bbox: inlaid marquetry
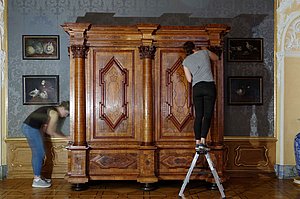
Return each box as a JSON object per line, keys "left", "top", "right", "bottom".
{"left": 92, "top": 48, "right": 135, "bottom": 139}
{"left": 166, "top": 56, "right": 193, "bottom": 132}
{"left": 99, "top": 56, "right": 129, "bottom": 131}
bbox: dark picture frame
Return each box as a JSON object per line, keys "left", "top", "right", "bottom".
{"left": 22, "top": 35, "right": 59, "bottom": 60}
{"left": 22, "top": 75, "right": 59, "bottom": 105}
{"left": 228, "top": 76, "right": 263, "bottom": 105}
{"left": 227, "top": 38, "right": 263, "bottom": 62}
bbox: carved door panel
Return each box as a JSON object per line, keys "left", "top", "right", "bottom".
{"left": 86, "top": 47, "right": 142, "bottom": 144}
{"left": 155, "top": 48, "right": 195, "bottom": 142}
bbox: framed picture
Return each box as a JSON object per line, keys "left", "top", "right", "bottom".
{"left": 22, "top": 75, "right": 59, "bottom": 105}
{"left": 22, "top": 35, "right": 59, "bottom": 60}
{"left": 228, "top": 76, "right": 263, "bottom": 105}
{"left": 227, "top": 38, "right": 263, "bottom": 62}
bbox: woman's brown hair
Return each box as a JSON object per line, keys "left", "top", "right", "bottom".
{"left": 183, "top": 41, "right": 195, "bottom": 56}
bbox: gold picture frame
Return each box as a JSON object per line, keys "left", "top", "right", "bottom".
{"left": 22, "top": 75, "right": 59, "bottom": 105}
{"left": 228, "top": 76, "right": 263, "bottom": 105}
{"left": 22, "top": 35, "right": 60, "bottom": 60}
{"left": 227, "top": 38, "right": 263, "bottom": 62}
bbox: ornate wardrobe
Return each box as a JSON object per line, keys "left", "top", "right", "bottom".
{"left": 62, "top": 23, "right": 229, "bottom": 186}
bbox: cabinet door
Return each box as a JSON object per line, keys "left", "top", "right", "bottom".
{"left": 155, "top": 48, "right": 195, "bottom": 142}
{"left": 86, "top": 47, "right": 142, "bottom": 144}
{"left": 154, "top": 48, "right": 223, "bottom": 145}
{"left": 85, "top": 47, "right": 143, "bottom": 179}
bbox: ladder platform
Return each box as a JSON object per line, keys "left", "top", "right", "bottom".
{"left": 178, "top": 150, "right": 226, "bottom": 199}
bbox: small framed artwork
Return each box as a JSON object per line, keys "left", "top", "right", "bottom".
{"left": 228, "top": 76, "right": 263, "bottom": 105}
{"left": 22, "top": 35, "right": 59, "bottom": 60}
{"left": 227, "top": 38, "right": 263, "bottom": 62}
{"left": 22, "top": 75, "right": 59, "bottom": 105}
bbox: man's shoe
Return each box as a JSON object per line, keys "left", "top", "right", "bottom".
{"left": 32, "top": 178, "right": 51, "bottom": 188}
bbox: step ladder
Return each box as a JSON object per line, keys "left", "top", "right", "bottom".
{"left": 178, "top": 150, "right": 226, "bottom": 198}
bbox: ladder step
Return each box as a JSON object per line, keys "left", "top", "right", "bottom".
{"left": 197, "top": 171, "right": 211, "bottom": 175}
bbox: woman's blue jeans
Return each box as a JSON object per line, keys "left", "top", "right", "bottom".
{"left": 22, "top": 123, "right": 45, "bottom": 176}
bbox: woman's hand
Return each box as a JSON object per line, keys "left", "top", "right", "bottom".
{"left": 40, "top": 124, "right": 48, "bottom": 134}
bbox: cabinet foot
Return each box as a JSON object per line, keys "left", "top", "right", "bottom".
{"left": 140, "top": 183, "right": 156, "bottom": 191}
{"left": 209, "top": 183, "right": 218, "bottom": 190}
{"left": 72, "top": 183, "right": 88, "bottom": 191}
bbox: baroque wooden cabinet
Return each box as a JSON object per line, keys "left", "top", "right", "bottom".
{"left": 62, "top": 23, "right": 229, "bottom": 185}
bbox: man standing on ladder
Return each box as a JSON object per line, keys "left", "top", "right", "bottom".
{"left": 180, "top": 41, "right": 226, "bottom": 198}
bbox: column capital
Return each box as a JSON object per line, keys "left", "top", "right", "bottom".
{"left": 138, "top": 45, "right": 156, "bottom": 59}
{"left": 70, "top": 45, "right": 88, "bottom": 59}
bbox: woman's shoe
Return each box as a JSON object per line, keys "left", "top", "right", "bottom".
{"left": 32, "top": 178, "right": 51, "bottom": 188}
{"left": 195, "top": 143, "right": 210, "bottom": 152}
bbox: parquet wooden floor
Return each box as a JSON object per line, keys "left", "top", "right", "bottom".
{"left": 0, "top": 175, "right": 299, "bottom": 199}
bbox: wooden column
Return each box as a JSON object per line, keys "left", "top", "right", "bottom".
{"left": 139, "top": 45, "right": 156, "bottom": 145}
{"left": 70, "top": 45, "right": 87, "bottom": 146}
{"left": 137, "top": 25, "right": 159, "bottom": 185}
{"left": 208, "top": 45, "right": 224, "bottom": 146}
{"left": 62, "top": 23, "right": 91, "bottom": 184}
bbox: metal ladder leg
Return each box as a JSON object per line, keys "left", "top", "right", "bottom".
{"left": 178, "top": 152, "right": 199, "bottom": 197}
{"left": 205, "top": 152, "right": 226, "bottom": 199}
